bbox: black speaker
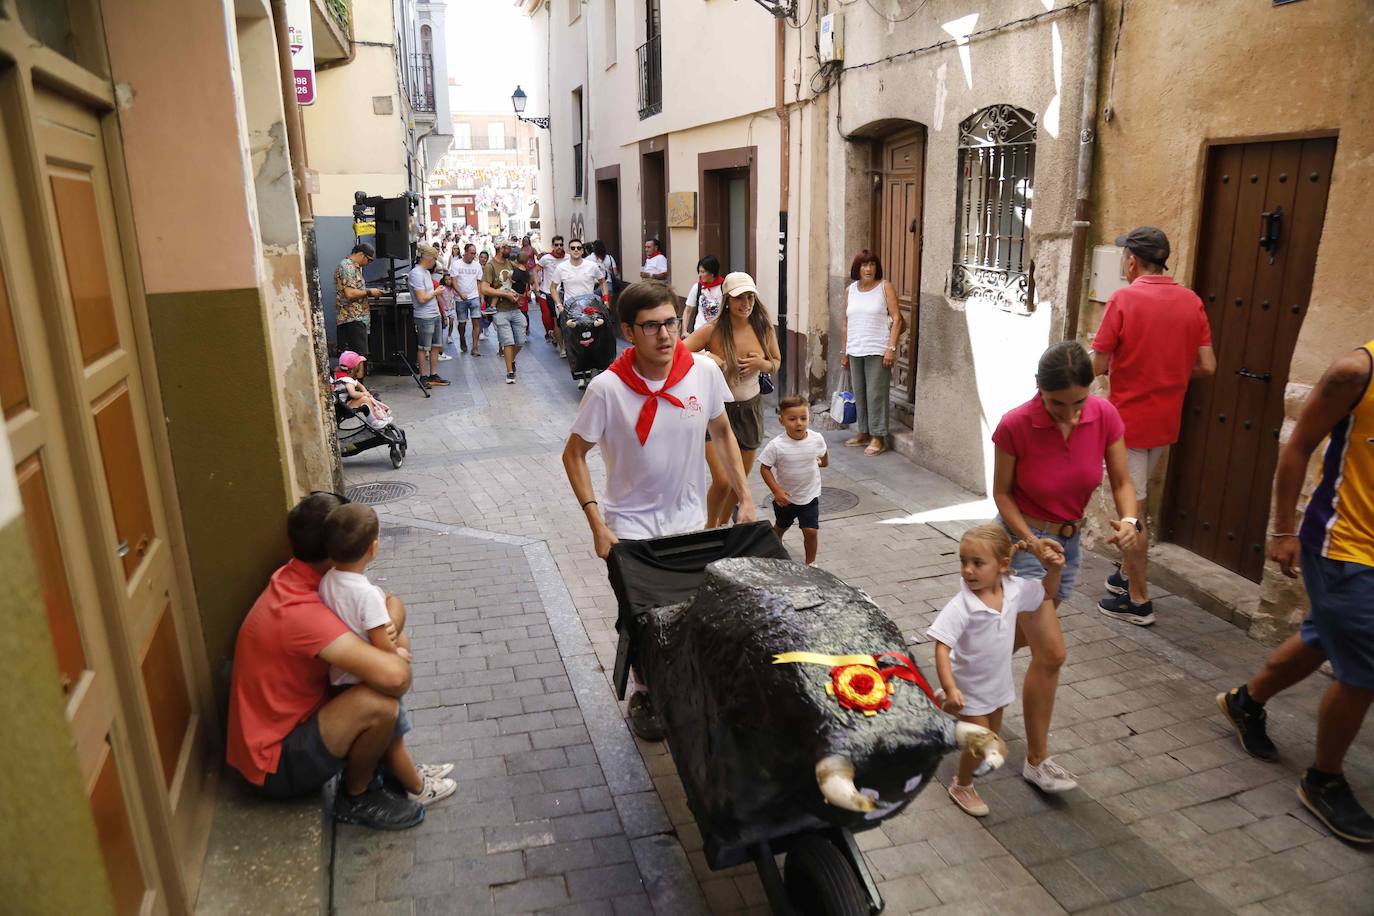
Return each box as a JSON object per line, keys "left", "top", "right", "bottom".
{"left": 371, "top": 196, "right": 411, "bottom": 260}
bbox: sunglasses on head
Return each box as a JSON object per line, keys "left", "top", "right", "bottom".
{"left": 310, "top": 489, "right": 351, "bottom": 504}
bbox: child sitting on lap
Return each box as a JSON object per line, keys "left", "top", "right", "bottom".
{"left": 320, "top": 503, "right": 456, "bottom": 806}
{"left": 928, "top": 523, "right": 1064, "bottom": 817}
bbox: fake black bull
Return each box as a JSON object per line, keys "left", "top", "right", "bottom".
{"left": 618, "top": 548, "right": 1005, "bottom": 868}
{"left": 562, "top": 293, "right": 616, "bottom": 381}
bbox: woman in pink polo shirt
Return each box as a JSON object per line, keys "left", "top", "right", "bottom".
{"left": 991, "top": 341, "right": 1140, "bottom": 794}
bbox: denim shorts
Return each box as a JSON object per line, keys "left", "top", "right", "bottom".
{"left": 454, "top": 297, "right": 482, "bottom": 320}
{"left": 494, "top": 308, "right": 527, "bottom": 348}
{"left": 1299, "top": 543, "right": 1374, "bottom": 690}
{"left": 1001, "top": 515, "right": 1081, "bottom": 602}
{"left": 414, "top": 315, "right": 441, "bottom": 348}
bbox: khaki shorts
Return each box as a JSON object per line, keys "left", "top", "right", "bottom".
{"left": 1128, "top": 447, "right": 1166, "bottom": 502}
{"left": 725, "top": 394, "right": 765, "bottom": 451}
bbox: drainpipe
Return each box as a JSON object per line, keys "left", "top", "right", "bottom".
{"left": 271, "top": 0, "right": 341, "bottom": 489}
{"left": 775, "top": 13, "right": 791, "bottom": 395}
{"left": 1062, "top": 0, "right": 1102, "bottom": 343}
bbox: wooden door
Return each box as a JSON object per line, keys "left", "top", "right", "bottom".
{"left": 1, "top": 77, "right": 213, "bottom": 911}
{"left": 641, "top": 151, "right": 666, "bottom": 262}
{"left": 1164, "top": 137, "right": 1337, "bottom": 581}
{"left": 875, "top": 129, "right": 924, "bottom": 426}
{"left": 596, "top": 177, "right": 621, "bottom": 268}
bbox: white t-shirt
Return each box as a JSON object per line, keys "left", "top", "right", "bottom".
{"left": 594, "top": 254, "right": 617, "bottom": 279}
{"left": 686, "top": 282, "right": 724, "bottom": 332}
{"left": 758, "top": 430, "right": 828, "bottom": 506}
{"left": 926, "top": 575, "right": 1045, "bottom": 715}
{"left": 448, "top": 257, "right": 483, "bottom": 299}
{"left": 845, "top": 281, "right": 890, "bottom": 357}
{"left": 570, "top": 353, "right": 732, "bottom": 539}
{"left": 554, "top": 259, "right": 604, "bottom": 298}
{"left": 407, "top": 265, "right": 439, "bottom": 319}
{"left": 642, "top": 253, "right": 668, "bottom": 277}
{"left": 319, "top": 569, "right": 391, "bottom": 686}
{"left": 538, "top": 252, "right": 566, "bottom": 293}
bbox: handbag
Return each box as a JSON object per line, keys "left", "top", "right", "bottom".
{"left": 758, "top": 372, "right": 775, "bottom": 396}
{"left": 830, "top": 369, "right": 857, "bottom": 425}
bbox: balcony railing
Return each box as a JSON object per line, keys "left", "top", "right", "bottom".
{"left": 409, "top": 52, "right": 435, "bottom": 113}
{"left": 636, "top": 35, "right": 662, "bottom": 119}
{"left": 573, "top": 142, "right": 584, "bottom": 198}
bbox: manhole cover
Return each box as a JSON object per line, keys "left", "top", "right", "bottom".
{"left": 819, "top": 486, "right": 861, "bottom": 513}
{"left": 345, "top": 481, "right": 418, "bottom": 505}
{"left": 762, "top": 486, "right": 861, "bottom": 514}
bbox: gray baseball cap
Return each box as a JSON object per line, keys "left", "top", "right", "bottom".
{"left": 1115, "top": 226, "right": 1170, "bottom": 267}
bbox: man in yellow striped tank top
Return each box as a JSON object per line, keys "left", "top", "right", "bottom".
{"left": 1217, "top": 341, "right": 1374, "bottom": 844}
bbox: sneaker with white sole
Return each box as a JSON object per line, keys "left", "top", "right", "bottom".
{"left": 407, "top": 774, "right": 458, "bottom": 806}
{"left": 949, "top": 782, "right": 989, "bottom": 817}
{"left": 1023, "top": 756, "right": 1077, "bottom": 793}
{"left": 416, "top": 762, "right": 455, "bottom": 780}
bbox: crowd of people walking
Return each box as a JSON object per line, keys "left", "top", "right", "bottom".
{"left": 316, "top": 224, "right": 1373, "bottom": 846}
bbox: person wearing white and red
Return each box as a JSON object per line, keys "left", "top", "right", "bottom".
{"left": 1091, "top": 226, "right": 1216, "bottom": 625}
{"left": 639, "top": 238, "right": 668, "bottom": 281}
{"left": 563, "top": 280, "right": 756, "bottom": 739}
{"left": 537, "top": 235, "right": 568, "bottom": 351}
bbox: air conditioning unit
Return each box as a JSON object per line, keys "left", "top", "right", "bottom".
{"left": 819, "top": 13, "right": 844, "bottom": 63}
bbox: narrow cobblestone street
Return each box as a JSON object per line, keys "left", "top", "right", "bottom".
{"left": 332, "top": 335, "right": 1374, "bottom": 916}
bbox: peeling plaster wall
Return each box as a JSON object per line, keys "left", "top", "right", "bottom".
{"left": 237, "top": 13, "right": 335, "bottom": 496}
{"left": 820, "top": 0, "right": 1092, "bottom": 494}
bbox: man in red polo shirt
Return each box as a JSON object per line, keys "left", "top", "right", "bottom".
{"left": 226, "top": 493, "right": 426, "bottom": 829}
{"left": 1091, "top": 227, "right": 1216, "bottom": 625}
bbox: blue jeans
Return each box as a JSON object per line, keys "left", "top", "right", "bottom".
{"left": 454, "top": 297, "right": 482, "bottom": 320}
{"left": 1001, "top": 515, "right": 1081, "bottom": 602}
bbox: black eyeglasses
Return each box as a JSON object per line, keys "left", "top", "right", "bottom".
{"left": 634, "top": 317, "right": 680, "bottom": 336}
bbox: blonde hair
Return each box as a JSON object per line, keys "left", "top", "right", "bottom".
{"left": 960, "top": 523, "right": 1031, "bottom": 561}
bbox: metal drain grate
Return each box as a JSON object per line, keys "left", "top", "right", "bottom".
{"left": 345, "top": 481, "right": 418, "bottom": 505}
{"left": 819, "top": 486, "right": 861, "bottom": 514}
{"left": 762, "top": 486, "right": 861, "bottom": 514}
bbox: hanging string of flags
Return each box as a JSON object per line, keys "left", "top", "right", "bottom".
{"left": 429, "top": 163, "right": 535, "bottom": 186}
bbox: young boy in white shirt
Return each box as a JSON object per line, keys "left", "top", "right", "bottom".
{"left": 758, "top": 394, "right": 829, "bottom": 564}
{"left": 319, "top": 504, "right": 456, "bottom": 806}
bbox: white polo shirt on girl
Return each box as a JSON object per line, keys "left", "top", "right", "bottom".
{"left": 570, "top": 353, "right": 731, "bottom": 540}
{"left": 927, "top": 575, "right": 1046, "bottom": 716}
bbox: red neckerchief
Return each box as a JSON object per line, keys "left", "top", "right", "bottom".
{"left": 607, "top": 340, "right": 695, "bottom": 445}
{"left": 701, "top": 275, "right": 724, "bottom": 290}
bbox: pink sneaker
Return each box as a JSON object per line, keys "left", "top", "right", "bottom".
{"left": 949, "top": 782, "right": 989, "bottom": 817}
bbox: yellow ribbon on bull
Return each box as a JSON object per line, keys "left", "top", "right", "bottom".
{"left": 772, "top": 652, "right": 879, "bottom": 668}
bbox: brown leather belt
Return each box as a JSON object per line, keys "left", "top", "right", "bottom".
{"left": 1020, "top": 514, "right": 1084, "bottom": 540}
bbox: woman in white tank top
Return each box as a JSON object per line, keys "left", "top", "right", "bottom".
{"left": 840, "top": 250, "right": 902, "bottom": 455}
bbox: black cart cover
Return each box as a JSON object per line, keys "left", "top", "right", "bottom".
{"left": 613, "top": 541, "right": 960, "bottom": 868}
{"left": 563, "top": 294, "right": 617, "bottom": 378}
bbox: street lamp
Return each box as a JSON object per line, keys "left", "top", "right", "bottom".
{"left": 511, "top": 86, "right": 550, "bottom": 129}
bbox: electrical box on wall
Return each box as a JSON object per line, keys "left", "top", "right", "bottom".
{"left": 1088, "top": 245, "right": 1129, "bottom": 302}
{"left": 819, "top": 13, "right": 844, "bottom": 63}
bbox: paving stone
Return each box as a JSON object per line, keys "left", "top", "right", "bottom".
{"left": 1181, "top": 798, "right": 1258, "bottom": 833}
{"left": 492, "top": 876, "right": 570, "bottom": 914}
{"left": 565, "top": 863, "right": 646, "bottom": 901}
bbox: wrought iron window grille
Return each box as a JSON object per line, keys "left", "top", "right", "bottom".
{"left": 951, "top": 104, "right": 1037, "bottom": 315}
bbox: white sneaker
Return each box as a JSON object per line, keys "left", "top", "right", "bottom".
{"left": 1022, "top": 756, "right": 1078, "bottom": 794}
{"left": 438, "top": 353, "right": 453, "bottom": 361}
{"left": 415, "top": 762, "right": 455, "bottom": 780}
{"left": 407, "top": 774, "right": 457, "bottom": 806}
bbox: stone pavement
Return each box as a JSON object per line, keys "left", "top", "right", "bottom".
{"left": 331, "top": 330, "right": 1373, "bottom": 915}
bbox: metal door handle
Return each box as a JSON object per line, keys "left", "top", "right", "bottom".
{"left": 1236, "top": 367, "right": 1272, "bottom": 382}
{"left": 1259, "top": 206, "right": 1282, "bottom": 262}
{"left": 116, "top": 539, "right": 129, "bottom": 558}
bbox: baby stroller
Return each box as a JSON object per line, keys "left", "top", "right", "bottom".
{"left": 333, "top": 378, "right": 408, "bottom": 469}
{"left": 562, "top": 293, "right": 616, "bottom": 386}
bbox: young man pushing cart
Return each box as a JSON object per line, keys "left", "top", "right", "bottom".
{"left": 562, "top": 279, "right": 756, "bottom": 740}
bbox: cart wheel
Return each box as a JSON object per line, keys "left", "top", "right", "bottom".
{"left": 784, "top": 834, "right": 868, "bottom": 916}
{"left": 389, "top": 445, "right": 404, "bottom": 469}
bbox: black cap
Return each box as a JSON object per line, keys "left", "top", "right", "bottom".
{"left": 1115, "top": 226, "right": 1170, "bottom": 267}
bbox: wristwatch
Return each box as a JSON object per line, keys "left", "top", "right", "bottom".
{"left": 1121, "top": 516, "right": 1142, "bottom": 532}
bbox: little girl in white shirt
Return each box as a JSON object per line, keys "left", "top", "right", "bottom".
{"left": 928, "top": 523, "right": 1063, "bottom": 817}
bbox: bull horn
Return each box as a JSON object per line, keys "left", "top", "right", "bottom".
{"left": 815, "top": 755, "right": 876, "bottom": 812}
{"left": 955, "top": 722, "right": 1009, "bottom": 771}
